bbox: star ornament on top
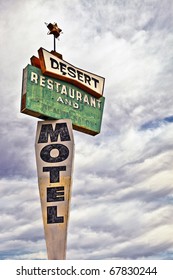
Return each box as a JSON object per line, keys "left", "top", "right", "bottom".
{"left": 45, "top": 22, "right": 62, "bottom": 39}
{"left": 45, "top": 22, "right": 63, "bottom": 52}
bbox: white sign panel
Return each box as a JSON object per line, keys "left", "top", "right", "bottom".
{"left": 35, "top": 119, "right": 74, "bottom": 259}
{"left": 38, "top": 48, "right": 105, "bottom": 98}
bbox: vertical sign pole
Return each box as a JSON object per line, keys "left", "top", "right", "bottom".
{"left": 35, "top": 119, "right": 74, "bottom": 259}
{"left": 54, "top": 35, "right": 56, "bottom": 52}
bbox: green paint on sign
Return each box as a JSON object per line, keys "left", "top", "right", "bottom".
{"left": 21, "top": 65, "right": 105, "bottom": 135}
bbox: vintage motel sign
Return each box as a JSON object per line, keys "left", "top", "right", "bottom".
{"left": 21, "top": 22, "right": 105, "bottom": 260}
{"left": 21, "top": 64, "right": 105, "bottom": 135}
{"left": 35, "top": 119, "right": 74, "bottom": 259}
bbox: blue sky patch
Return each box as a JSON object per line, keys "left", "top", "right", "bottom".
{"left": 140, "top": 116, "right": 173, "bottom": 130}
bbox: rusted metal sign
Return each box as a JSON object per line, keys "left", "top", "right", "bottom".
{"left": 21, "top": 64, "right": 105, "bottom": 135}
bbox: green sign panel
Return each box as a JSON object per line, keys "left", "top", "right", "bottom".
{"left": 21, "top": 65, "right": 105, "bottom": 135}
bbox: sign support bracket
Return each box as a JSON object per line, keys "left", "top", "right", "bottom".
{"left": 54, "top": 35, "right": 56, "bottom": 52}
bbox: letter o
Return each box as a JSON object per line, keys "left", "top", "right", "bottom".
{"left": 40, "top": 144, "right": 69, "bottom": 162}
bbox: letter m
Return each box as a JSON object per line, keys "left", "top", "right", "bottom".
{"left": 38, "top": 123, "right": 71, "bottom": 143}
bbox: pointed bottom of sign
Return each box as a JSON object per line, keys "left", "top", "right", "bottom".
{"left": 35, "top": 119, "right": 74, "bottom": 259}
{"left": 44, "top": 213, "right": 68, "bottom": 260}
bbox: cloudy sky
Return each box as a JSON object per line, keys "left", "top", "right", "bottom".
{"left": 0, "top": 0, "right": 173, "bottom": 260}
